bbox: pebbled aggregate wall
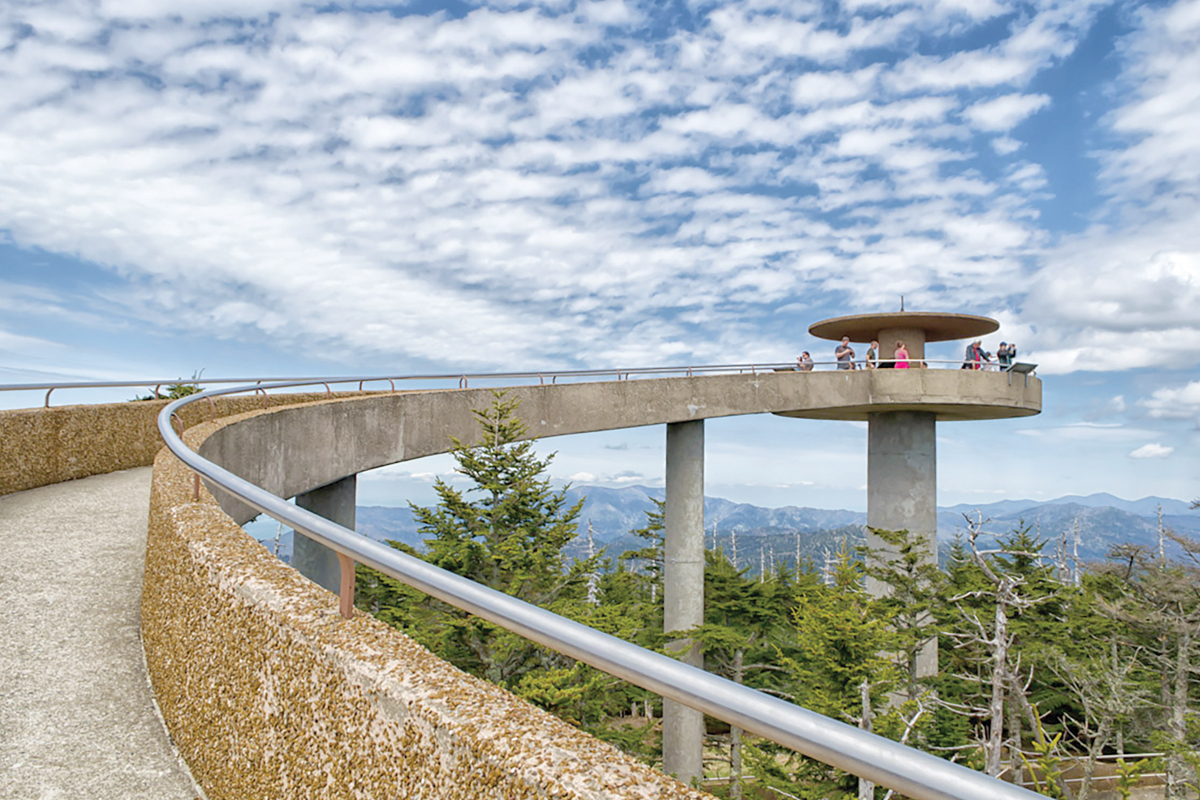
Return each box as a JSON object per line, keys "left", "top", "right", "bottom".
{"left": 0, "top": 392, "right": 360, "bottom": 496}
{"left": 143, "top": 399, "right": 711, "bottom": 800}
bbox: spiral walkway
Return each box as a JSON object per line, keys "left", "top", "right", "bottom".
{"left": 0, "top": 469, "right": 198, "bottom": 800}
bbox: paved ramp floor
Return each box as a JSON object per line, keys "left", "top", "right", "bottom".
{"left": 0, "top": 469, "right": 199, "bottom": 800}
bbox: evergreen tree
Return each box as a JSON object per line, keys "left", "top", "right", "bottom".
{"left": 941, "top": 518, "right": 1064, "bottom": 784}
{"left": 753, "top": 544, "right": 898, "bottom": 800}
{"left": 860, "top": 527, "right": 944, "bottom": 706}
{"left": 357, "top": 391, "right": 590, "bottom": 685}
{"left": 619, "top": 497, "right": 666, "bottom": 606}
{"left": 690, "top": 548, "right": 802, "bottom": 798}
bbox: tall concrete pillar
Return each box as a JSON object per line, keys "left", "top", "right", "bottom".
{"left": 866, "top": 411, "right": 937, "bottom": 676}
{"left": 663, "top": 420, "right": 705, "bottom": 785}
{"left": 293, "top": 475, "right": 356, "bottom": 594}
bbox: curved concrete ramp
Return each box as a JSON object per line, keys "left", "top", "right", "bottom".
{"left": 199, "top": 369, "right": 1040, "bottom": 525}
{"left": 0, "top": 469, "right": 198, "bottom": 800}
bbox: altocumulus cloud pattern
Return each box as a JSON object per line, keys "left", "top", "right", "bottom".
{"left": 1, "top": 0, "right": 1199, "bottom": 378}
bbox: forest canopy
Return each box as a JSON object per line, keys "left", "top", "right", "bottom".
{"left": 355, "top": 392, "right": 1200, "bottom": 800}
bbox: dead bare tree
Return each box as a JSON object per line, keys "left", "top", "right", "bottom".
{"left": 944, "top": 513, "right": 1059, "bottom": 782}
{"left": 1097, "top": 530, "right": 1200, "bottom": 800}
{"left": 1046, "top": 646, "right": 1148, "bottom": 800}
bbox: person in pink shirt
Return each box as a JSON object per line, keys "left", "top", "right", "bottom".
{"left": 894, "top": 340, "right": 910, "bottom": 369}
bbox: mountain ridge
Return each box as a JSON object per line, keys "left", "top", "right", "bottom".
{"left": 251, "top": 485, "right": 1196, "bottom": 569}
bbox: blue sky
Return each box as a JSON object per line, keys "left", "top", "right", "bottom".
{"left": 1, "top": 0, "right": 1197, "bottom": 511}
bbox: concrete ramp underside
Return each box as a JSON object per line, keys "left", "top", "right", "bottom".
{"left": 198, "top": 369, "right": 1041, "bottom": 525}
{"left": 0, "top": 469, "right": 197, "bottom": 800}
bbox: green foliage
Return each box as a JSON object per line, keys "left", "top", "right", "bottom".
{"left": 514, "top": 664, "right": 601, "bottom": 725}
{"left": 130, "top": 370, "right": 205, "bottom": 401}
{"left": 1017, "top": 709, "right": 1067, "bottom": 799}
{"left": 1149, "top": 715, "right": 1200, "bottom": 797}
{"left": 786, "top": 547, "right": 896, "bottom": 717}
{"left": 357, "top": 390, "right": 589, "bottom": 684}
{"left": 618, "top": 497, "right": 666, "bottom": 608}
{"left": 860, "top": 526, "right": 943, "bottom": 724}
{"left": 754, "top": 545, "right": 898, "bottom": 798}
{"left": 353, "top": 416, "right": 1200, "bottom": 795}
{"left": 1114, "top": 757, "right": 1152, "bottom": 800}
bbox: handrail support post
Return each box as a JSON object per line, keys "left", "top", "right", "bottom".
{"left": 337, "top": 553, "right": 356, "bottom": 619}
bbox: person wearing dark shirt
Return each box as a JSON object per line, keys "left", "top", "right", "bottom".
{"left": 997, "top": 342, "right": 1016, "bottom": 369}
{"left": 835, "top": 337, "right": 855, "bottom": 370}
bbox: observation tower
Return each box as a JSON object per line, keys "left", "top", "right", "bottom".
{"left": 799, "top": 310, "right": 1038, "bottom": 675}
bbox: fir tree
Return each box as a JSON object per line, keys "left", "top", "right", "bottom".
{"left": 755, "top": 544, "right": 897, "bottom": 800}
{"left": 358, "top": 391, "right": 590, "bottom": 685}
{"left": 690, "top": 548, "right": 800, "bottom": 798}
{"left": 860, "top": 527, "right": 944, "bottom": 706}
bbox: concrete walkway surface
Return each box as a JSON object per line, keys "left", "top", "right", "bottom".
{"left": 0, "top": 469, "right": 199, "bottom": 800}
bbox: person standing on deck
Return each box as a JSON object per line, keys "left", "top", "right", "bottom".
{"left": 963, "top": 340, "right": 984, "bottom": 369}
{"left": 835, "top": 337, "right": 856, "bottom": 370}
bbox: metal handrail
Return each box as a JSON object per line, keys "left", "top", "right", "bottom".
{"left": 1, "top": 360, "right": 1035, "bottom": 407}
{"left": 153, "top": 379, "right": 1045, "bottom": 800}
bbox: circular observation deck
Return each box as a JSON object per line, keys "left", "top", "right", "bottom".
{"left": 772, "top": 368, "right": 1041, "bottom": 422}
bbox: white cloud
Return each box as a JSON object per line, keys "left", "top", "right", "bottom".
{"left": 0, "top": 0, "right": 1179, "bottom": 378}
{"left": 1006, "top": 162, "right": 1048, "bottom": 191}
{"left": 1099, "top": 0, "right": 1200, "bottom": 200}
{"left": 1016, "top": 422, "right": 1154, "bottom": 442}
{"left": 1024, "top": 244, "right": 1200, "bottom": 373}
{"left": 962, "top": 93, "right": 1051, "bottom": 131}
{"left": 792, "top": 67, "right": 880, "bottom": 107}
{"left": 0, "top": 328, "right": 66, "bottom": 355}
{"left": 887, "top": 51, "right": 1039, "bottom": 93}
{"left": 991, "top": 136, "right": 1023, "bottom": 155}
{"left": 1140, "top": 380, "right": 1200, "bottom": 420}
{"left": 1010, "top": 0, "right": 1200, "bottom": 374}
{"left": 1129, "top": 443, "right": 1174, "bottom": 459}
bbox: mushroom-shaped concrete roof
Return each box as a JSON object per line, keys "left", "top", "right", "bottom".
{"left": 808, "top": 312, "right": 999, "bottom": 344}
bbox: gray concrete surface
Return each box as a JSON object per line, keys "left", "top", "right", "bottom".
{"left": 662, "top": 420, "right": 705, "bottom": 785}
{"left": 866, "top": 411, "right": 938, "bottom": 549}
{"left": 199, "top": 370, "right": 1041, "bottom": 526}
{"left": 866, "top": 411, "right": 940, "bottom": 676}
{"left": 294, "top": 474, "right": 356, "bottom": 593}
{"left": 0, "top": 468, "right": 199, "bottom": 800}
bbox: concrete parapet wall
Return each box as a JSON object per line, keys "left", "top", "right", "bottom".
{"left": 0, "top": 392, "right": 361, "bottom": 496}
{"left": 143, "top": 402, "right": 708, "bottom": 800}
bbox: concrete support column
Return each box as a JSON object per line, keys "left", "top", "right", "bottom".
{"left": 293, "top": 475, "right": 356, "bottom": 594}
{"left": 876, "top": 326, "right": 927, "bottom": 362}
{"left": 866, "top": 411, "right": 937, "bottom": 676}
{"left": 663, "top": 420, "right": 705, "bottom": 785}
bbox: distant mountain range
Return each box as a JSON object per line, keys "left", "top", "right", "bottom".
{"left": 252, "top": 485, "right": 1197, "bottom": 573}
